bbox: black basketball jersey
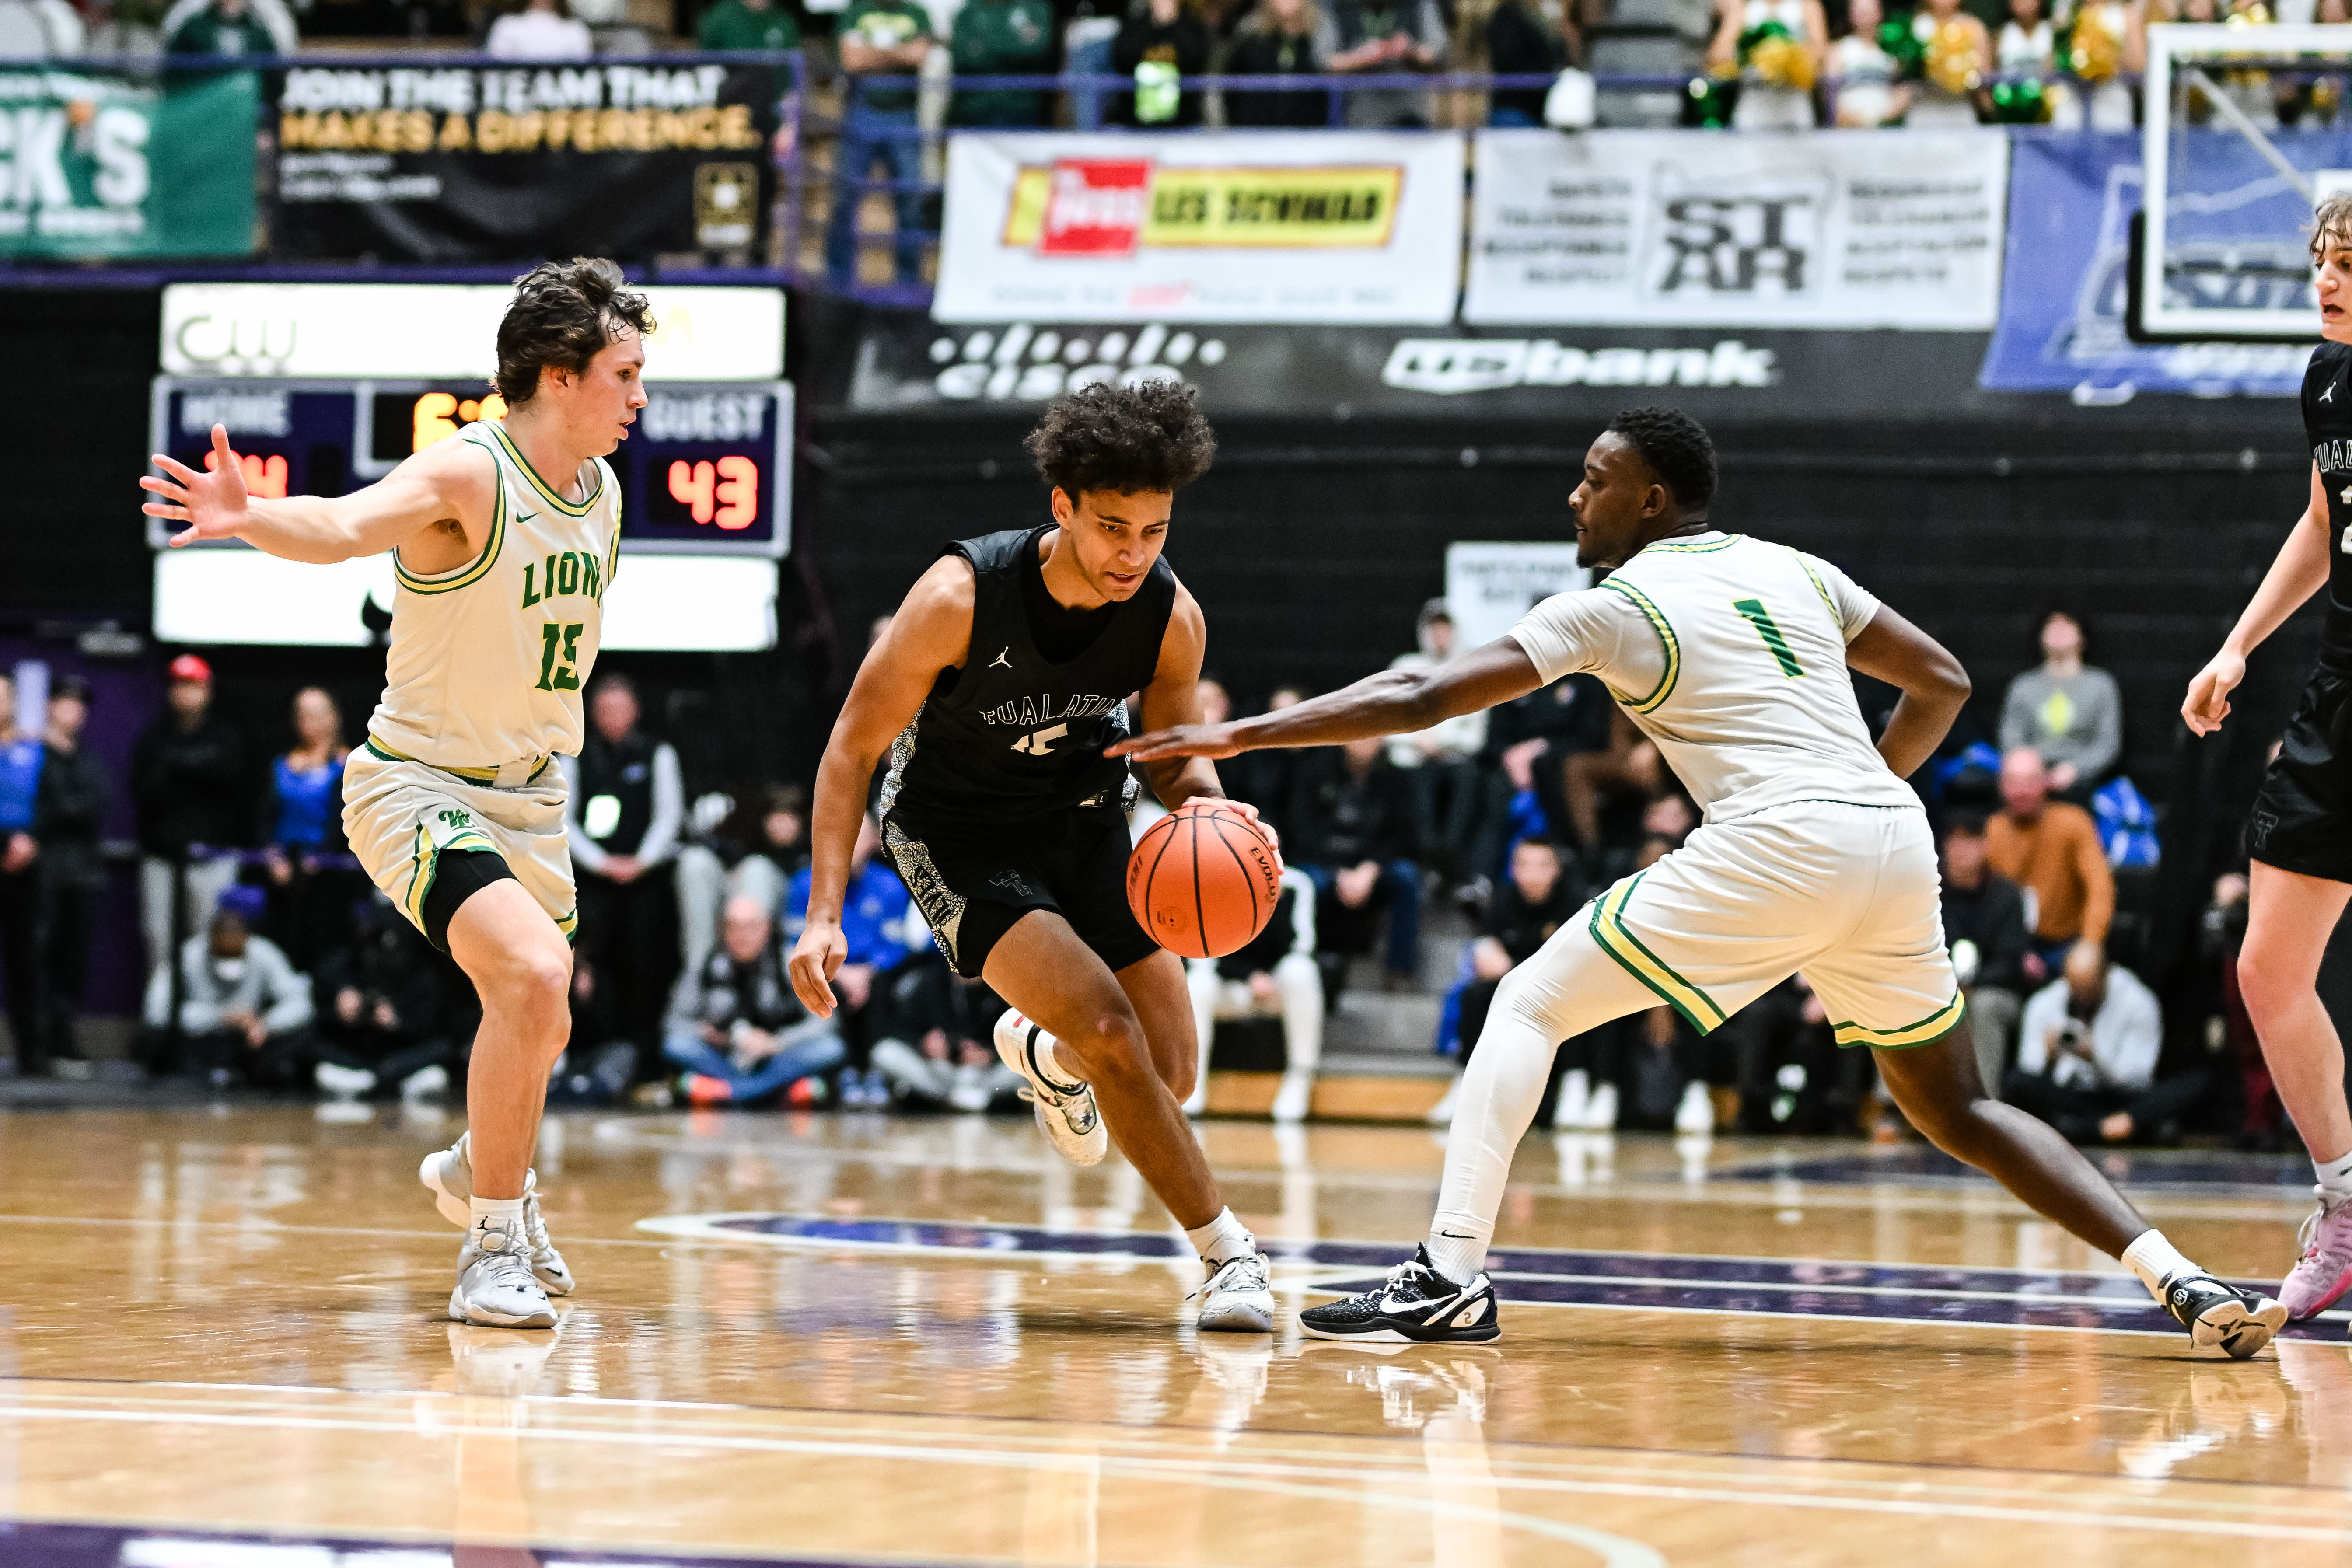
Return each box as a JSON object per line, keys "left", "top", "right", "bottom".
{"left": 880, "top": 525, "right": 1178, "bottom": 833}
{"left": 2305, "top": 341, "right": 2352, "bottom": 666}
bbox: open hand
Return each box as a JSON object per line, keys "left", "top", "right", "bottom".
{"left": 142, "top": 425, "right": 254, "bottom": 548}
{"left": 2182, "top": 648, "right": 2245, "bottom": 737}
{"left": 788, "top": 920, "right": 846, "bottom": 1017}
{"left": 1110, "top": 722, "right": 1244, "bottom": 763}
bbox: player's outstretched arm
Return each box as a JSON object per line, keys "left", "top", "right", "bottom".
{"left": 2183, "top": 462, "right": 2331, "bottom": 737}
{"left": 1844, "top": 604, "right": 1971, "bottom": 781}
{"left": 788, "top": 557, "right": 974, "bottom": 1018}
{"left": 140, "top": 423, "right": 494, "bottom": 566}
{"left": 1115, "top": 635, "right": 1545, "bottom": 762}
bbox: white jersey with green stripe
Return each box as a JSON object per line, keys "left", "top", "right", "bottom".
{"left": 365, "top": 420, "right": 620, "bottom": 771}
{"left": 1506, "top": 530, "right": 1917, "bottom": 824}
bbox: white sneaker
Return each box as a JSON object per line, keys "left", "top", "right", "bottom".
{"left": 1551, "top": 1068, "right": 1589, "bottom": 1131}
{"left": 400, "top": 1063, "right": 449, "bottom": 1101}
{"left": 314, "top": 1062, "right": 377, "bottom": 1098}
{"left": 1195, "top": 1247, "right": 1275, "bottom": 1333}
{"left": 1424, "top": 1076, "right": 1461, "bottom": 1127}
{"left": 448, "top": 1213, "right": 556, "bottom": 1329}
{"left": 1674, "top": 1080, "right": 1715, "bottom": 1137}
{"left": 993, "top": 1009, "right": 1108, "bottom": 1167}
{"left": 419, "top": 1134, "right": 574, "bottom": 1296}
{"left": 1581, "top": 1082, "right": 1618, "bottom": 1131}
{"left": 1270, "top": 1070, "right": 1313, "bottom": 1124}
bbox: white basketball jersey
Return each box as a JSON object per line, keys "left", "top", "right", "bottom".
{"left": 366, "top": 420, "right": 620, "bottom": 770}
{"left": 1509, "top": 531, "right": 1918, "bottom": 823}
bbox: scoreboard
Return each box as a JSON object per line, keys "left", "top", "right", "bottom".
{"left": 147, "top": 377, "right": 793, "bottom": 556}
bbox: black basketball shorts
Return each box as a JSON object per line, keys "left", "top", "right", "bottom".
{"left": 881, "top": 804, "right": 1160, "bottom": 979}
{"left": 2249, "top": 668, "right": 2352, "bottom": 884}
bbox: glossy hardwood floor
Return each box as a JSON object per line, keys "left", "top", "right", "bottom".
{"left": 2, "top": 1104, "right": 2347, "bottom": 1567}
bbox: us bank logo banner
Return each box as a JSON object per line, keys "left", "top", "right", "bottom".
{"left": 0, "top": 69, "right": 256, "bottom": 259}
{"left": 1464, "top": 129, "right": 2008, "bottom": 330}
{"left": 934, "top": 131, "right": 1465, "bottom": 325}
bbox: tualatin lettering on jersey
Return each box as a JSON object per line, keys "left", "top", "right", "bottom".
{"left": 978, "top": 692, "right": 1125, "bottom": 728}
{"left": 518, "top": 550, "right": 606, "bottom": 609}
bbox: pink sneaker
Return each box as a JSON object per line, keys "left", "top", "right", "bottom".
{"left": 2280, "top": 1191, "right": 2352, "bottom": 1320}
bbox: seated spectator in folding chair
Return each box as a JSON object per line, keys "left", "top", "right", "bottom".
{"left": 1428, "top": 836, "right": 1583, "bottom": 1127}
{"left": 311, "top": 892, "right": 458, "bottom": 1101}
{"left": 145, "top": 884, "right": 317, "bottom": 1090}
{"left": 867, "top": 957, "right": 1024, "bottom": 1111}
{"left": 1187, "top": 864, "right": 1323, "bottom": 1123}
{"left": 2005, "top": 943, "right": 2205, "bottom": 1145}
{"left": 666, "top": 895, "right": 846, "bottom": 1106}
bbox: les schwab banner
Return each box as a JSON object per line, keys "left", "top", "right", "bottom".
{"left": 0, "top": 68, "right": 256, "bottom": 258}
{"left": 268, "top": 63, "right": 776, "bottom": 261}
{"left": 934, "top": 131, "right": 1465, "bottom": 325}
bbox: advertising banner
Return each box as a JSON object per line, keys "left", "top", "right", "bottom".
{"left": 1445, "top": 543, "right": 1589, "bottom": 652}
{"left": 1464, "top": 128, "right": 2008, "bottom": 329}
{"left": 1979, "top": 131, "right": 2308, "bottom": 399}
{"left": 269, "top": 62, "right": 776, "bottom": 261}
{"left": 933, "top": 131, "right": 1465, "bottom": 325}
{"left": 0, "top": 67, "right": 256, "bottom": 258}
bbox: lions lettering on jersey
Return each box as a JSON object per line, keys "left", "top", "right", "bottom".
{"left": 518, "top": 547, "right": 609, "bottom": 609}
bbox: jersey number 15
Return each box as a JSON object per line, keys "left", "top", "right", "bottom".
{"left": 535, "top": 622, "right": 584, "bottom": 692}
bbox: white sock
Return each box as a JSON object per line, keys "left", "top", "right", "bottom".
{"left": 2122, "top": 1229, "right": 2199, "bottom": 1302}
{"left": 1425, "top": 1212, "right": 1492, "bottom": 1285}
{"left": 2316, "top": 1149, "right": 2352, "bottom": 1209}
{"left": 1185, "top": 1207, "right": 1255, "bottom": 1266}
{"left": 469, "top": 1194, "right": 525, "bottom": 1236}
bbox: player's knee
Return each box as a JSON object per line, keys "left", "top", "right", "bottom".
{"left": 2234, "top": 949, "right": 2301, "bottom": 1025}
{"left": 1068, "top": 1009, "right": 1151, "bottom": 1080}
{"left": 486, "top": 947, "right": 571, "bottom": 1037}
{"left": 1162, "top": 1058, "right": 1197, "bottom": 1104}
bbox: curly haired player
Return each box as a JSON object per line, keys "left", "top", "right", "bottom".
{"left": 787, "top": 379, "right": 1279, "bottom": 1333}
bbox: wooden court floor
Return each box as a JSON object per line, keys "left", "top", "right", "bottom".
{"left": 3, "top": 1105, "right": 2351, "bottom": 1567}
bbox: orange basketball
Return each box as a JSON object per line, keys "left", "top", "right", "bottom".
{"left": 1126, "top": 800, "right": 1283, "bottom": 960}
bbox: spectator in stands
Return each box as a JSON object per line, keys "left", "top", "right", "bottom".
{"left": 133, "top": 654, "right": 247, "bottom": 993}
{"left": 1387, "top": 602, "right": 1487, "bottom": 886}
{"left": 158, "top": 0, "right": 292, "bottom": 51}
{"left": 565, "top": 673, "right": 684, "bottom": 1083}
{"left": 2005, "top": 943, "right": 2203, "bottom": 1145}
{"left": 485, "top": 0, "right": 593, "bottom": 57}
{"left": 1999, "top": 611, "right": 2122, "bottom": 800}
{"left": 1223, "top": 0, "right": 1340, "bottom": 125}
{"left": 674, "top": 780, "right": 810, "bottom": 978}
{"left": 665, "top": 894, "right": 844, "bottom": 1105}
{"left": 1988, "top": 746, "right": 2114, "bottom": 979}
{"left": 146, "top": 884, "right": 315, "bottom": 1089}
{"left": 1995, "top": 0, "right": 2054, "bottom": 86}
{"left": 785, "top": 810, "right": 926, "bottom": 1105}
{"left": 1709, "top": 0, "right": 1827, "bottom": 128}
{"left": 697, "top": 0, "right": 799, "bottom": 55}
{"left": 164, "top": 0, "right": 277, "bottom": 51}
{"left": 1288, "top": 735, "right": 1422, "bottom": 992}
{"left": 1328, "top": 0, "right": 1445, "bottom": 126}
{"left": 33, "top": 677, "right": 107, "bottom": 1076}
{"left": 1940, "top": 813, "right": 2032, "bottom": 1094}
{"left": 1826, "top": 0, "right": 1908, "bottom": 124}
{"left": 1113, "top": 0, "right": 1213, "bottom": 125}
{"left": 1901, "top": 0, "right": 1992, "bottom": 124}
{"left": 1188, "top": 865, "right": 1323, "bottom": 1122}
{"left": 310, "top": 892, "right": 454, "bottom": 1101}
{"left": 830, "top": 0, "right": 933, "bottom": 286}
{"left": 1464, "top": 674, "right": 1623, "bottom": 896}
{"left": 1447, "top": 837, "right": 1583, "bottom": 1100}
{"left": 0, "top": 0, "right": 84, "bottom": 53}
{"left": 1214, "top": 682, "right": 1301, "bottom": 839}
{"left": 256, "top": 687, "right": 348, "bottom": 973}
{"left": 950, "top": 0, "right": 1056, "bottom": 126}
{"left": 1720, "top": 976, "right": 1860, "bottom": 1134}
{"left": 1479, "top": 0, "right": 1571, "bottom": 126}
{"left": 869, "top": 960, "right": 1023, "bottom": 1110}
{"left": 0, "top": 672, "right": 43, "bottom": 1077}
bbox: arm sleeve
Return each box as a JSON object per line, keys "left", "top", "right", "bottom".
{"left": 634, "top": 745, "right": 685, "bottom": 866}
{"left": 1506, "top": 587, "right": 1668, "bottom": 691}
{"left": 559, "top": 756, "right": 611, "bottom": 874}
{"left": 1796, "top": 552, "right": 1882, "bottom": 642}
{"left": 2080, "top": 670, "right": 2124, "bottom": 779}
{"left": 2072, "top": 814, "right": 2115, "bottom": 943}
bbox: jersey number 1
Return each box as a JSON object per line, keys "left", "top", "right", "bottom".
{"left": 1732, "top": 598, "right": 1803, "bottom": 677}
{"left": 536, "top": 622, "right": 584, "bottom": 692}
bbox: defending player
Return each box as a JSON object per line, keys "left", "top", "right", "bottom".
{"left": 786, "top": 381, "right": 1276, "bottom": 1333}
{"left": 138, "top": 259, "right": 647, "bottom": 1330}
{"left": 2183, "top": 192, "right": 2352, "bottom": 1328}
{"left": 1122, "top": 406, "right": 2287, "bottom": 1358}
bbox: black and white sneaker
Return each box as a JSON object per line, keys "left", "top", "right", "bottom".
{"left": 1299, "top": 1245, "right": 1500, "bottom": 1344}
{"left": 2163, "top": 1271, "right": 2288, "bottom": 1359}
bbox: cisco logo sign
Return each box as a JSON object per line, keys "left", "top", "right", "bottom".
{"left": 1381, "top": 338, "right": 1779, "bottom": 395}
{"left": 928, "top": 323, "right": 1228, "bottom": 402}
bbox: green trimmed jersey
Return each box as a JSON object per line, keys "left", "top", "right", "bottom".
{"left": 842, "top": 0, "right": 933, "bottom": 109}
{"left": 1506, "top": 531, "right": 1915, "bottom": 823}
{"left": 696, "top": 0, "right": 801, "bottom": 49}
{"left": 367, "top": 420, "right": 620, "bottom": 769}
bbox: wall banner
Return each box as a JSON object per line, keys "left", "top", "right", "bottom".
{"left": 268, "top": 63, "right": 775, "bottom": 261}
{"left": 0, "top": 67, "right": 256, "bottom": 258}
{"left": 933, "top": 130, "right": 1465, "bottom": 325}
{"left": 1464, "top": 128, "right": 2008, "bottom": 330}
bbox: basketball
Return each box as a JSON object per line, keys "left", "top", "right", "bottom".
{"left": 1126, "top": 800, "right": 1283, "bottom": 959}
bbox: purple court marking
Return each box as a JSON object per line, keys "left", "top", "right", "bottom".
{"left": 1714, "top": 1146, "right": 2311, "bottom": 1192}
{"left": 0, "top": 1522, "right": 884, "bottom": 1567}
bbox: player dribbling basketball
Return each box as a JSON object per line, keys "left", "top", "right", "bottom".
{"left": 786, "top": 381, "right": 1278, "bottom": 1332}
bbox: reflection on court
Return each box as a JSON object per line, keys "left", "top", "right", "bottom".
{"left": 3, "top": 1107, "right": 2352, "bottom": 1566}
